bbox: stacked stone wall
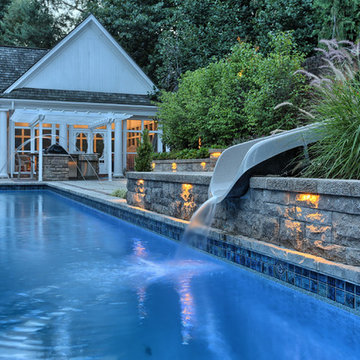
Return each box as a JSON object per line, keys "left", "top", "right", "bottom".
{"left": 127, "top": 173, "right": 360, "bottom": 266}
{"left": 152, "top": 158, "right": 216, "bottom": 172}
{"left": 127, "top": 172, "right": 210, "bottom": 220}
{"left": 42, "top": 154, "right": 70, "bottom": 181}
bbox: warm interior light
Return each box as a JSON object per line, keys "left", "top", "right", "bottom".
{"left": 152, "top": 162, "right": 155, "bottom": 169}
{"left": 172, "top": 162, "right": 177, "bottom": 172}
{"left": 296, "top": 193, "right": 320, "bottom": 208}
{"left": 200, "top": 162, "right": 206, "bottom": 170}
{"left": 210, "top": 152, "right": 221, "bottom": 159}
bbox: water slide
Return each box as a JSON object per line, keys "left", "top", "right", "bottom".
{"left": 208, "top": 123, "right": 323, "bottom": 203}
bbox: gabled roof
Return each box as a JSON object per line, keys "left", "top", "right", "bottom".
{"left": 4, "top": 14, "right": 156, "bottom": 96}
{"left": 0, "top": 46, "right": 48, "bottom": 92}
{"left": 1, "top": 87, "right": 153, "bottom": 106}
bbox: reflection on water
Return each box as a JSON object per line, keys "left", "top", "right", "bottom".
{"left": 1, "top": 191, "right": 360, "bottom": 360}
{"left": 176, "top": 274, "right": 195, "bottom": 345}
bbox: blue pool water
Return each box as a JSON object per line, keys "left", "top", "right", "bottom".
{"left": 0, "top": 191, "right": 360, "bottom": 359}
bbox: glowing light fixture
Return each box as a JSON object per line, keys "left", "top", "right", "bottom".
{"left": 210, "top": 152, "right": 221, "bottom": 159}
{"left": 296, "top": 193, "right": 320, "bottom": 208}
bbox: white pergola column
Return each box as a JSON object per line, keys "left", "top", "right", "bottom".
{"left": 68, "top": 125, "right": 74, "bottom": 153}
{"left": 113, "top": 120, "right": 123, "bottom": 177}
{"left": 87, "top": 130, "right": 94, "bottom": 154}
{"left": 122, "top": 119, "right": 127, "bottom": 172}
{"left": 157, "top": 131, "right": 163, "bottom": 153}
{"left": 59, "top": 123, "right": 67, "bottom": 150}
{"left": 38, "top": 120, "right": 43, "bottom": 182}
{"left": 106, "top": 122, "right": 112, "bottom": 181}
{"left": 51, "top": 124, "right": 57, "bottom": 145}
{"left": 9, "top": 119, "right": 15, "bottom": 178}
{"left": 0, "top": 110, "right": 8, "bottom": 177}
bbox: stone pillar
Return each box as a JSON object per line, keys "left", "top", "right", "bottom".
{"left": 106, "top": 123, "right": 112, "bottom": 181}
{"left": 0, "top": 110, "right": 8, "bottom": 177}
{"left": 113, "top": 120, "right": 123, "bottom": 177}
{"left": 59, "top": 123, "right": 67, "bottom": 150}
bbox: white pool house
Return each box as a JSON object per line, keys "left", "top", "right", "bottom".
{"left": 0, "top": 15, "right": 160, "bottom": 180}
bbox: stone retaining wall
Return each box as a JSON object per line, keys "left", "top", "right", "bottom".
{"left": 152, "top": 158, "right": 216, "bottom": 172}
{"left": 213, "top": 177, "right": 360, "bottom": 266}
{"left": 126, "top": 172, "right": 211, "bottom": 220}
{"left": 127, "top": 172, "right": 360, "bottom": 266}
{"left": 42, "top": 154, "right": 70, "bottom": 181}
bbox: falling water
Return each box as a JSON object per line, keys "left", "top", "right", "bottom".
{"left": 177, "top": 196, "right": 219, "bottom": 257}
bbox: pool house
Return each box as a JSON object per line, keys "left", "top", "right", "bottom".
{"left": 0, "top": 15, "right": 160, "bottom": 181}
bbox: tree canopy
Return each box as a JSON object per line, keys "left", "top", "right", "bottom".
{"left": 1, "top": 0, "right": 360, "bottom": 88}
{"left": 0, "top": 0, "right": 63, "bottom": 48}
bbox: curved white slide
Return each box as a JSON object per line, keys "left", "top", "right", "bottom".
{"left": 209, "top": 123, "right": 323, "bottom": 203}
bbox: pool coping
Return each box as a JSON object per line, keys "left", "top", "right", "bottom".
{"left": 2, "top": 181, "right": 360, "bottom": 313}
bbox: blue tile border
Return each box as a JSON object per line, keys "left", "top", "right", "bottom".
{"left": 2, "top": 184, "right": 360, "bottom": 314}
{"left": 194, "top": 236, "right": 360, "bottom": 312}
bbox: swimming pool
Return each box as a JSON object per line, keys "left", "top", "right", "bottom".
{"left": 0, "top": 190, "right": 360, "bottom": 359}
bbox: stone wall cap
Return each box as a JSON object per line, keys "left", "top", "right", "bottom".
{"left": 152, "top": 158, "right": 215, "bottom": 164}
{"left": 127, "top": 171, "right": 212, "bottom": 184}
{"left": 250, "top": 176, "right": 360, "bottom": 197}
{"left": 43, "top": 154, "right": 70, "bottom": 157}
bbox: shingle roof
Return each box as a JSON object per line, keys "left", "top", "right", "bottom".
{"left": 0, "top": 46, "right": 48, "bottom": 92}
{"left": 1, "top": 87, "right": 154, "bottom": 106}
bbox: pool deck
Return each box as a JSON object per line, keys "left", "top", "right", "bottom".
{"left": 0, "top": 178, "right": 127, "bottom": 195}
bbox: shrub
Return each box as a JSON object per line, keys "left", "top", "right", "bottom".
{"left": 301, "top": 40, "right": 360, "bottom": 179}
{"left": 111, "top": 189, "right": 127, "bottom": 198}
{"left": 152, "top": 147, "right": 210, "bottom": 160}
{"left": 157, "top": 32, "right": 309, "bottom": 150}
{"left": 134, "top": 129, "right": 152, "bottom": 172}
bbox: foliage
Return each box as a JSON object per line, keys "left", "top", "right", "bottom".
{"left": 252, "top": 0, "right": 317, "bottom": 55}
{"left": 111, "top": 189, "right": 127, "bottom": 198}
{"left": 0, "top": 0, "right": 63, "bottom": 48}
{"left": 158, "top": 32, "right": 309, "bottom": 150}
{"left": 155, "top": 0, "right": 254, "bottom": 90}
{"left": 152, "top": 147, "right": 210, "bottom": 160}
{"left": 242, "top": 32, "right": 309, "bottom": 135}
{"left": 301, "top": 40, "right": 360, "bottom": 179}
{"left": 134, "top": 129, "right": 153, "bottom": 172}
{"left": 313, "top": 0, "right": 360, "bottom": 42}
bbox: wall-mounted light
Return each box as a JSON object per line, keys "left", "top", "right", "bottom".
{"left": 296, "top": 193, "right": 320, "bottom": 208}
{"left": 210, "top": 152, "right": 221, "bottom": 159}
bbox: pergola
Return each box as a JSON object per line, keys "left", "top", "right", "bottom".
{"left": 9, "top": 109, "right": 132, "bottom": 181}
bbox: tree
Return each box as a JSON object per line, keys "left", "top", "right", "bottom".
{"left": 0, "top": 0, "right": 63, "bottom": 48}
{"left": 313, "top": 0, "right": 360, "bottom": 42}
{"left": 155, "top": 0, "right": 254, "bottom": 90}
{"left": 134, "top": 129, "right": 153, "bottom": 172}
{"left": 252, "top": 0, "right": 317, "bottom": 55}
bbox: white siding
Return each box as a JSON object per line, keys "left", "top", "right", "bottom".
{"left": 20, "top": 23, "right": 153, "bottom": 95}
